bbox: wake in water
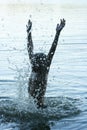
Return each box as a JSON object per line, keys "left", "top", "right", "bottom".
{"left": 0, "top": 94, "right": 81, "bottom": 129}
{"left": 0, "top": 72, "right": 81, "bottom": 129}
{"left": 0, "top": 96, "right": 80, "bottom": 121}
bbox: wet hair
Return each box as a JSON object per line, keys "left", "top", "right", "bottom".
{"left": 31, "top": 53, "right": 48, "bottom": 73}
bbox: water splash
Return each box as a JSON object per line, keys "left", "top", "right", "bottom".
{"left": 0, "top": 96, "right": 80, "bottom": 122}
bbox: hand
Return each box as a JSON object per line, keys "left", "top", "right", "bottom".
{"left": 26, "top": 19, "right": 32, "bottom": 33}
{"left": 56, "top": 19, "right": 66, "bottom": 32}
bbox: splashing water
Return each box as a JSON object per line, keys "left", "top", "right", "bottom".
{"left": 3, "top": 45, "right": 80, "bottom": 124}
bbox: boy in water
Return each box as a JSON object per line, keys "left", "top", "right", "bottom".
{"left": 26, "top": 19, "right": 65, "bottom": 108}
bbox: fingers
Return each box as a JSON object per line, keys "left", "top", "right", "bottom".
{"left": 28, "top": 19, "right": 32, "bottom": 26}
{"left": 57, "top": 24, "right": 59, "bottom": 27}
{"left": 60, "top": 18, "right": 66, "bottom": 25}
{"left": 26, "top": 19, "right": 32, "bottom": 32}
{"left": 56, "top": 18, "right": 66, "bottom": 31}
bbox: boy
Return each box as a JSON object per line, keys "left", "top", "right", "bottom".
{"left": 26, "top": 19, "right": 65, "bottom": 108}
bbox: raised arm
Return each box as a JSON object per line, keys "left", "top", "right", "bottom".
{"left": 47, "top": 19, "right": 65, "bottom": 67}
{"left": 26, "top": 20, "right": 34, "bottom": 61}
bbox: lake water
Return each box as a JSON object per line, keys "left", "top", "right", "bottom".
{"left": 0, "top": 2, "right": 87, "bottom": 130}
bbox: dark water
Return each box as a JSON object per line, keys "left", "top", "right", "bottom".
{"left": 0, "top": 2, "right": 87, "bottom": 130}
{"left": 0, "top": 96, "right": 81, "bottom": 130}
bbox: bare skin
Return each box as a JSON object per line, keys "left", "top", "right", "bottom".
{"left": 26, "top": 19, "right": 66, "bottom": 108}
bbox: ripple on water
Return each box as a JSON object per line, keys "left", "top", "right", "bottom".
{"left": 0, "top": 96, "right": 80, "bottom": 122}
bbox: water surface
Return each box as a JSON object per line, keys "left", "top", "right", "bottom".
{"left": 0, "top": 3, "right": 87, "bottom": 130}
